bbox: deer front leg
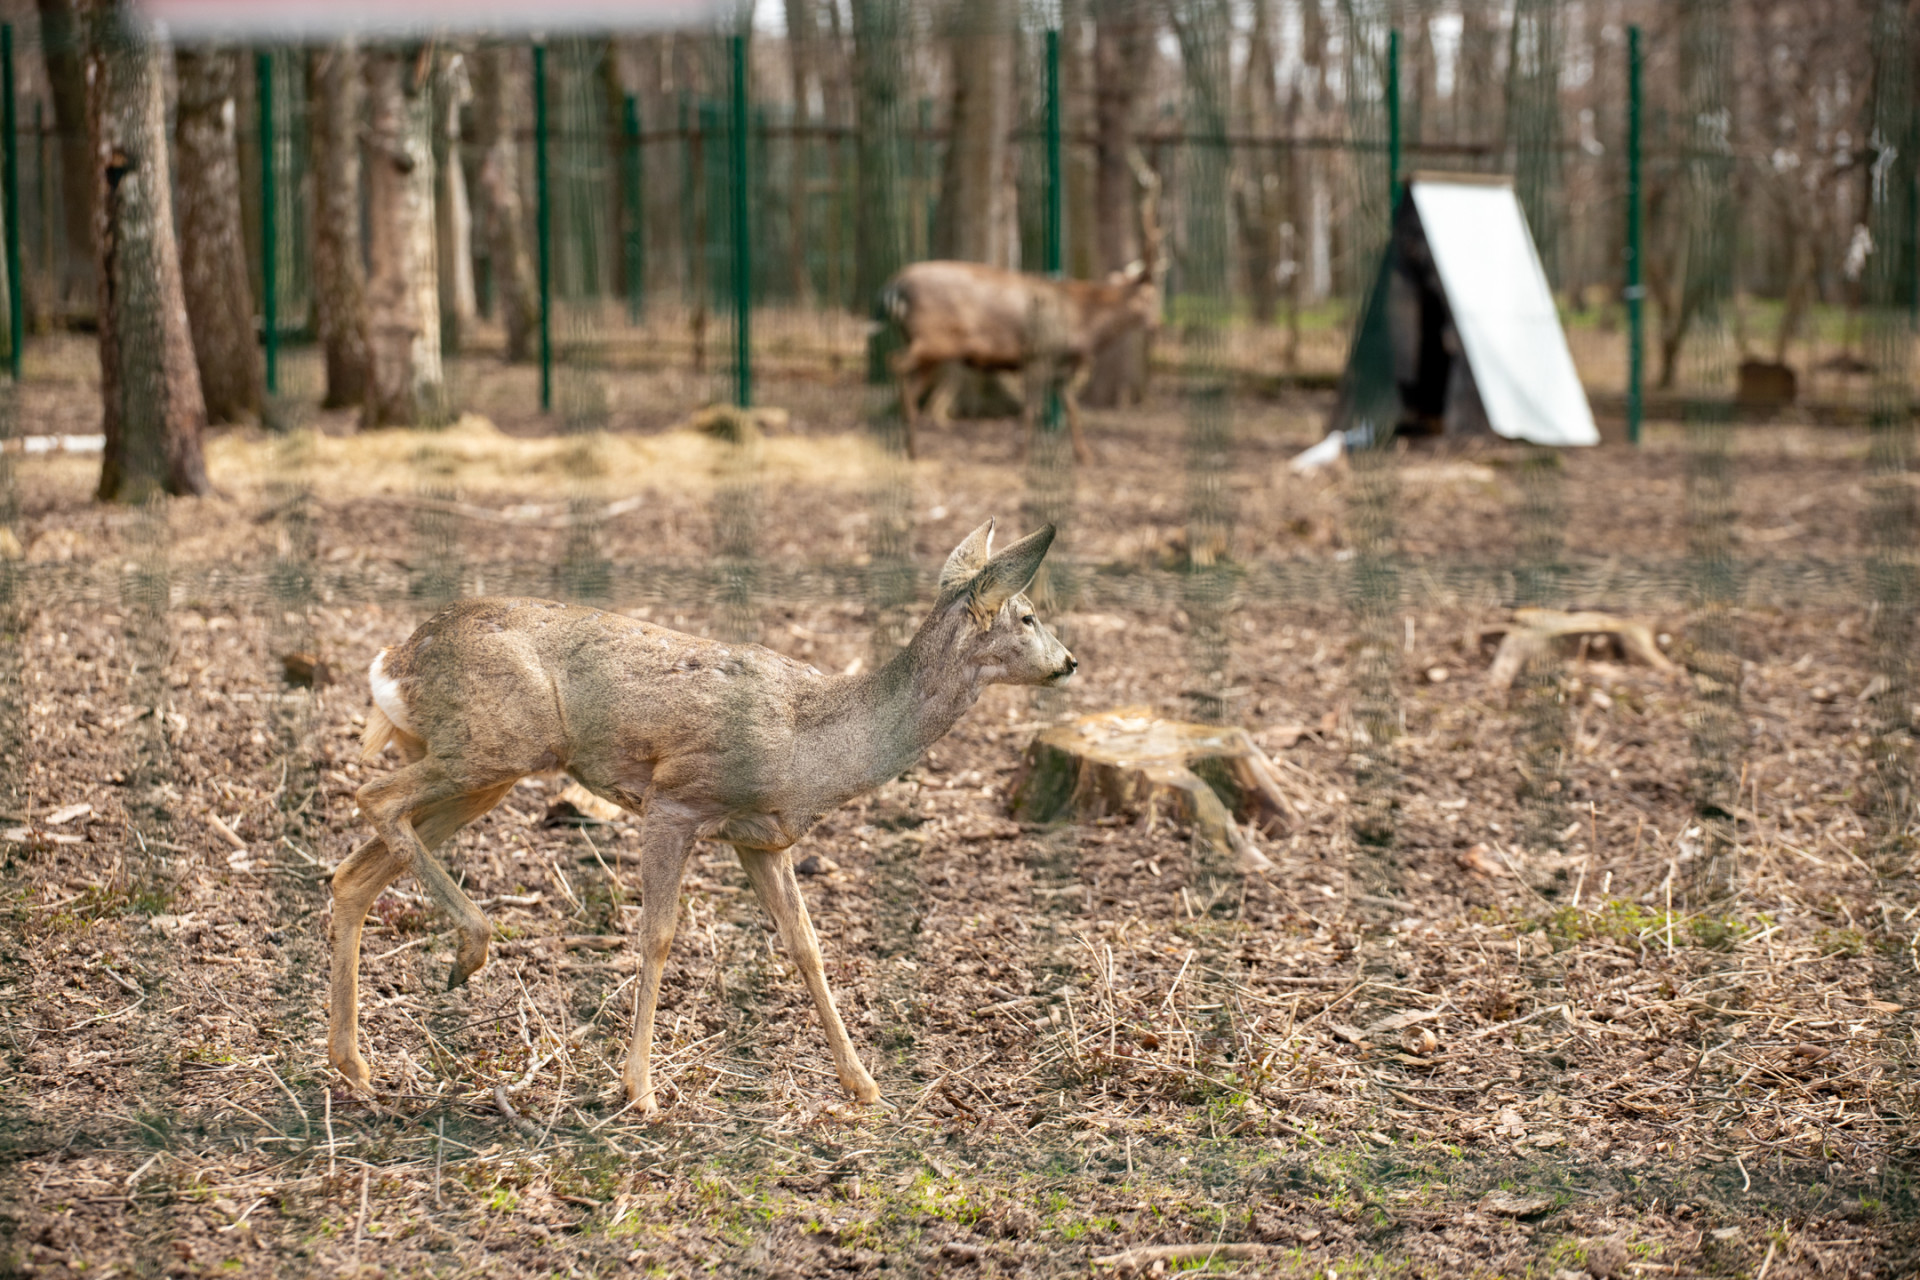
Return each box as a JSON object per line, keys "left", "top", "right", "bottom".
{"left": 1062, "top": 361, "right": 1094, "bottom": 465}
{"left": 622, "top": 811, "right": 696, "bottom": 1117}
{"left": 328, "top": 836, "right": 410, "bottom": 1090}
{"left": 736, "top": 846, "right": 882, "bottom": 1105}
{"left": 891, "top": 350, "right": 934, "bottom": 461}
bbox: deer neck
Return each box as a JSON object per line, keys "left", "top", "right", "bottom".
{"left": 808, "top": 625, "right": 984, "bottom": 802}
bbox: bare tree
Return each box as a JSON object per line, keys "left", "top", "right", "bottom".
{"left": 1061, "top": 0, "right": 1099, "bottom": 281}
{"left": 472, "top": 45, "right": 539, "bottom": 364}
{"left": 174, "top": 47, "right": 262, "bottom": 425}
{"left": 364, "top": 46, "right": 446, "bottom": 426}
{"left": 851, "top": 0, "right": 909, "bottom": 305}
{"left": 307, "top": 41, "right": 370, "bottom": 410}
{"left": 1235, "top": 0, "right": 1285, "bottom": 325}
{"left": 932, "top": 0, "right": 1018, "bottom": 268}
{"left": 87, "top": 1, "right": 208, "bottom": 500}
{"left": 37, "top": 0, "right": 95, "bottom": 321}
{"left": 1084, "top": 0, "right": 1157, "bottom": 405}
{"left": 434, "top": 49, "right": 477, "bottom": 355}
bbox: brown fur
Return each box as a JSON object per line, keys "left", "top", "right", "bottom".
{"left": 328, "top": 521, "right": 1075, "bottom": 1116}
{"left": 357, "top": 705, "right": 424, "bottom": 765}
{"left": 880, "top": 260, "right": 1158, "bottom": 465}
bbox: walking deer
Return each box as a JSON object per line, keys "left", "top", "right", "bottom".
{"left": 879, "top": 159, "right": 1163, "bottom": 464}
{"left": 331, "top": 521, "right": 1073, "bottom": 1116}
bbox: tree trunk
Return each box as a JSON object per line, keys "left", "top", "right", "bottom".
{"left": 1084, "top": 0, "right": 1156, "bottom": 407}
{"left": 173, "top": 48, "right": 262, "bottom": 425}
{"left": 932, "top": 0, "right": 1017, "bottom": 268}
{"left": 472, "top": 45, "right": 539, "bottom": 364}
{"left": 1234, "top": 0, "right": 1282, "bottom": 326}
{"left": 434, "top": 48, "right": 477, "bottom": 356}
{"left": 364, "top": 46, "right": 446, "bottom": 427}
{"left": 88, "top": 3, "right": 209, "bottom": 500}
{"left": 851, "top": 0, "right": 908, "bottom": 307}
{"left": 1061, "top": 0, "right": 1098, "bottom": 281}
{"left": 307, "top": 41, "right": 370, "bottom": 410}
{"left": 38, "top": 0, "right": 95, "bottom": 321}
{"left": 785, "top": 0, "right": 821, "bottom": 303}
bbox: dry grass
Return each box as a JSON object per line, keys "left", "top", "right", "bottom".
{"left": 2, "top": 352, "right": 1917, "bottom": 1277}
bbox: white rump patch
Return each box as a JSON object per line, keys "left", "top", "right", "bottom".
{"left": 368, "top": 649, "right": 414, "bottom": 733}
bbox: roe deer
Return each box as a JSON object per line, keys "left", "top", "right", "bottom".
{"left": 878, "top": 156, "right": 1163, "bottom": 465}
{"left": 331, "top": 520, "right": 1073, "bottom": 1115}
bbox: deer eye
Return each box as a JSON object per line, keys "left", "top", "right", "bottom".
{"left": 1021, "top": 615, "right": 1036, "bottom": 628}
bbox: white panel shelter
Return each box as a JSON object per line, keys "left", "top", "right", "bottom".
{"left": 1410, "top": 179, "right": 1597, "bottom": 446}
{"left": 1318, "top": 174, "right": 1597, "bottom": 456}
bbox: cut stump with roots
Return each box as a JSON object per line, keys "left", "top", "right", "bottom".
{"left": 1484, "top": 607, "right": 1677, "bottom": 696}
{"left": 1009, "top": 707, "right": 1292, "bottom": 874}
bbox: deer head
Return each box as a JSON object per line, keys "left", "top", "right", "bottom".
{"left": 933, "top": 520, "right": 1076, "bottom": 686}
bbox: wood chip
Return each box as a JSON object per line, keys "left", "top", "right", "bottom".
{"left": 1480, "top": 1190, "right": 1555, "bottom": 1217}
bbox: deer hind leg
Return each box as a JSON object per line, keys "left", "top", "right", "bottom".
{"left": 410, "top": 782, "right": 517, "bottom": 988}
{"left": 358, "top": 764, "right": 517, "bottom": 991}
{"left": 622, "top": 809, "right": 697, "bottom": 1117}
{"left": 328, "top": 781, "right": 517, "bottom": 1089}
{"left": 735, "top": 846, "right": 882, "bottom": 1105}
{"left": 328, "top": 835, "right": 409, "bottom": 1089}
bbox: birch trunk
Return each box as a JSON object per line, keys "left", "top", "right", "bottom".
{"left": 364, "top": 47, "right": 446, "bottom": 427}
{"left": 87, "top": 2, "right": 209, "bottom": 500}
{"left": 307, "top": 41, "right": 370, "bottom": 410}
{"left": 434, "top": 49, "right": 477, "bottom": 355}
{"left": 174, "top": 47, "right": 262, "bottom": 424}
{"left": 472, "top": 46, "right": 539, "bottom": 364}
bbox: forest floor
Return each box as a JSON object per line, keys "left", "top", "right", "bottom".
{"left": 2, "top": 338, "right": 1917, "bottom": 1277}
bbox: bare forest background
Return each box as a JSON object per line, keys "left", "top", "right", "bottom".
{"left": 1, "top": 0, "right": 1913, "bottom": 495}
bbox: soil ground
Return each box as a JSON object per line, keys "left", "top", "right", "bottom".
{"left": 2, "top": 334, "right": 1917, "bottom": 1277}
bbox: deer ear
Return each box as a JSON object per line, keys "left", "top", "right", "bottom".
{"left": 967, "top": 524, "right": 1055, "bottom": 622}
{"left": 940, "top": 519, "right": 995, "bottom": 590}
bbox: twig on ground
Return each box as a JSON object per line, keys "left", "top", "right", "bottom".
{"left": 495, "top": 1085, "right": 543, "bottom": 1140}
{"left": 1093, "top": 1244, "right": 1281, "bottom": 1269}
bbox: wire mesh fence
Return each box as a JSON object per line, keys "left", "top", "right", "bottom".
{"left": 3, "top": 0, "right": 1919, "bottom": 1273}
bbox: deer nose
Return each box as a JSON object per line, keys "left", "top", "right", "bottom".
{"left": 1062, "top": 652, "right": 1078, "bottom": 674}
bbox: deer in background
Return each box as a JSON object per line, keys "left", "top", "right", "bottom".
{"left": 879, "top": 158, "right": 1164, "bottom": 464}
{"left": 331, "top": 521, "right": 1074, "bottom": 1116}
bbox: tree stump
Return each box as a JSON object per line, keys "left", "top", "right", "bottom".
{"left": 1009, "top": 708, "right": 1294, "bottom": 874}
{"left": 1483, "top": 607, "right": 1677, "bottom": 696}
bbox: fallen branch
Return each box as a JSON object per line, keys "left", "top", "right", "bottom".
{"left": 1093, "top": 1243, "right": 1282, "bottom": 1269}
{"left": 494, "top": 1085, "right": 543, "bottom": 1140}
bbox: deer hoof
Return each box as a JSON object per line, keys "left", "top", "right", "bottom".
{"left": 447, "top": 945, "right": 489, "bottom": 990}
{"left": 331, "top": 1048, "right": 373, "bottom": 1090}
{"left": 845, "top": 1074, "right": 883, "bottom": 1106}
{"left": 623, "top": 1069, "right": 662, "bottom": 1119}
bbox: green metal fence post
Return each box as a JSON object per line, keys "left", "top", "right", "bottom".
{"left": 1386, "top": 28, "right": 1400, "bottom": 207}
{"left": 256, "top": 50, "right": 276, "bottom": 396}
{"left": 3, "top": 25, "right": 21, "bottom": 381}
{"left": 1042, "top": 26, "right": 1063, "bottom": 436}
{"left": 1909, "top": 108, "right": 1918, "bottom": 331}
{"left": 1626, "top": 24, "right": 1644, "bottom": 446}
{"left": 534, "top": 42, "right": 552, "bottom": 412}
{"left": 623, "top": 93, "right": 643, "bottom": 324}
{"left": 730, "top": 32, "right": 750, "bottom": 409}
{"left": 1044, "top": 28, "right": 1062, "bottom": 277}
